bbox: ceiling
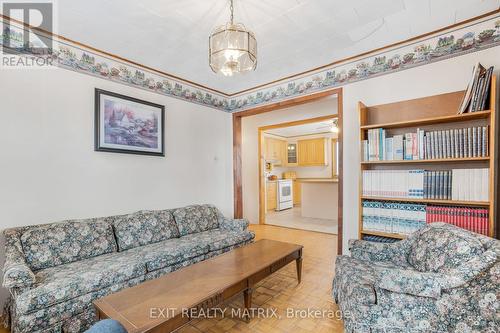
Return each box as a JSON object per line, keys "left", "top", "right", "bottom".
{"left": 50, "top": 0, "right": 500, "bottom": 95}
{"left": 266, "top": 119, "right": 337, "bottom": 137}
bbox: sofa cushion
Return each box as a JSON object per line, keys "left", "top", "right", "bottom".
{"left": 112, "top": 210, "right": 180, "bottom": 251}
{"left": 14, "top": 251, "right": 146, "bottom": 315}
{"left": 127, "top": 237, "right": 210, "bottom": 272}
{"left": 20, "top": 218, "right": 117, "bottom": 271}
{"left": 173, "top": 204, "right": 219, "bottom": 236}
{"left": 180, "top": 229, "right": 255, "bottom": 252}
{"left": 408, "top": 224, "right": 484, "bottom": 273}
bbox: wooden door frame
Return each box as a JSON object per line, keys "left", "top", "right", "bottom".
{"left": 232, "top": 88, "right": 344, "bottom": 254}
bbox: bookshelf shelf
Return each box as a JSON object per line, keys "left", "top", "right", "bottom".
{"left": 361, "top": 230, "right": 407, "bottom": 239}
{"left": 360, "top": 110, "right": 491, "bottom": 130}
{"left": 361, "top": 196, "right": 490, "bottom": 207}
{"left": 358, "top": 75, "right": 497, "bottom": 240}
{"left": 361, "top": 157, "right": 489, "bottom": 165}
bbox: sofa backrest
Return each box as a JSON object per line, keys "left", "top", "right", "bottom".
{"left": 112, "top": 209, "right": 180, "bottom": 251}
{"left": 407, "top": 223, "right": 485, "bottom": 273}
{"left": 20, "top": 218, "right": 117, "bottom": 271}
{"left": 173, "top": 204, "right": 219, "bottom": 236}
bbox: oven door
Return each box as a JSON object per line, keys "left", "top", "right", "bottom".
{"left": 278, "top": 181, "right": 293, "bottom": 203}
{"left": 277, "top": 181, "right": 293, "bottom": 211}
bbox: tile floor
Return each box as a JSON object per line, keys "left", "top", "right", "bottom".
{"left": 265, "top": 207, "right": 338, "bottom": 234}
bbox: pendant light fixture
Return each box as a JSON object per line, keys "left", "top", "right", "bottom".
{"left": 209, "top": 0, "right": 257, "bottom": 76}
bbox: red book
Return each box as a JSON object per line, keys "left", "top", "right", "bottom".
{"left": 448, "top": 207, "right": 457, "bottom": 225}
{"left": 482, "top": 209, "right": 488, "bottom": 235}
{"left": 452, "top": 207, "right": 458, "bottom": 227}
{"left": 473, "top": 208, "right": 478, "bottom": 234}
{"left": 471, "top": 208, "right": 476, "bottom": 233}
{"left": 460, "top": 207, "right": 467, "bottom": 231}
{"left": 477, "top": 209, "right": 482, "bottom": 235}
{"left": 485, "top": 209, "right": 490, "bottom": 236}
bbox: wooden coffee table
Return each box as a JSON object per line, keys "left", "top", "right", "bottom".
{"left": 94, "top": 239, "right": 303, "bottom": 333}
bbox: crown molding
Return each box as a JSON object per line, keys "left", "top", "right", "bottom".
{"left": 1, "top": 11, "right": 499, "bottom": 112}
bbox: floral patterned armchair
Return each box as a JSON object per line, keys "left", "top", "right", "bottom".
{"left": 332, "top": 222, "right": 499, "bottom": 333}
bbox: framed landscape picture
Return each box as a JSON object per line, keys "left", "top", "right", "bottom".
{"left": 95, "top": 88, "right": 165, "bottom": 156}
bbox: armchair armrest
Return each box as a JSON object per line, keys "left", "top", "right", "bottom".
{"left": 218, "top": 217, "right": 249, "bottom": 232}
{"left": 2, "top": 229, "right": 35, "bottom": 288}
{"left": 375, "top": 245, "right": 499, "bottom": 299}
{"left": 349, "top": 239, "right": 410, "bottom": 265}
{"left": 374, "top": 267, "right": 448, "bottom": 298}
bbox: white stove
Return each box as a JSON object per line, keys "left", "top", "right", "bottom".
{"left": 276, "top": 179, "right": 293, "bottom": 211}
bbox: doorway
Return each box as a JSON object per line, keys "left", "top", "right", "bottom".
{"left": 259, "top": 116, "right": 339, "bottom": 234}
{"left": 232, "top": 88, "right": 344, "bottom": 254}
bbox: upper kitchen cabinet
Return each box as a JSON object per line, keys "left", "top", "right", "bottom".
{"left": 264, "top": 137, "right": 287, "bottom": 165}
{"left": 298, "top": 138, "right": 327, "bottom": 166}
{"left": 286, "top": 143, "right": 298, "bottom": 166}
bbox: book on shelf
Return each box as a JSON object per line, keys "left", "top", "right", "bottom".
{"left": 362, "top": 235, "right": 400, "bottom": 243}
{"left": 424, "top": 170, "right": 452, "bottom": 200}
{"left": 458, "top": 62, "right": 494, "bottom": 114}
{"left": 362, "top": 200, "right": 490, "bottom": 236}
{"left": 363, "top": 168, "right": 488, "bottom": 202}
{"left": 362, "top": 201, "right": 426, "bottom": 235}
{"left": 426, "top": 206, "right": 489, "bottom": 236}
{"left": 361, "top": 126, "right": 489, "bottom": 162}
{"left": 451, "top": 168, "right": 489, "bottom": 202}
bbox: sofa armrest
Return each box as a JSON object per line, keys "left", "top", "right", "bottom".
{"left": 2, "top": 229, "right": 35, "bottom": 288}
{"left": 218, "top": 217, "right": 249, "bottom": 232}
{"left": 349, "top": 239, "right": 409, "bottom": 265}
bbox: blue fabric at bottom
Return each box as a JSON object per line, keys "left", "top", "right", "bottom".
{"left": 85, "top": 319, "right": 127, "bottom": 333}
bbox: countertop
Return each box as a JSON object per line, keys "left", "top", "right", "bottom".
{"left": 297, "top": 178, "right": 338, "bottom": 183}
{"left": 266, "top": 178, "right": 338, "bottom": 183}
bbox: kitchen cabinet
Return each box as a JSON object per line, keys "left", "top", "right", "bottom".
{"left": 264, "top": 137, "right": 287, "bottom": 165}
{"left": 293, "top": 180, "right": 301, "bottom": 205}
{"left": 266, "top": 181, "right": 277, "bottom": 211}
{"left": 298, "top": 138, "right": 327, "bottom": 166}
{"left": 286, "top": 143, "right": 298, "bottom": 166}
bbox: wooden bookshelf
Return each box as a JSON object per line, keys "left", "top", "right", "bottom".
{"left": 360, "top": 110, "right": 491, "bottom": 130}
{"left": 360, "top": 230, "right": 407, "bottom": 239}
{"left": 361, "top": 157, "right": 489, "bottom": 165}
{"left": 358, "top": 75, "right": 497, "bottom": 240}
{"left": 361, "top": 196, "right": 490, "bottom": 207}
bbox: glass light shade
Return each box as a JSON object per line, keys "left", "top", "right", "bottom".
{"left": 209, "top": 23, "right": 257, "bottom": 76}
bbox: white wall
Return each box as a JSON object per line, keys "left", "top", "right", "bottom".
{"left": 241, "top": 96, "right": 338, "bottom": 224}
{"left": 341, "top": 47, "right": 500, "bottom": 253}
{"left": 0, "top": 68, "right": 234, "bottom": 305}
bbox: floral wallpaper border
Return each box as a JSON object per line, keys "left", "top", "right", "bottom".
{"left": 1, "top": 14, "right": 499, "bottom": 113}
{"left": 226, "top": 14, "right": 500, "bottom": 112}
{"left": 0, "top": 19, "right": 229, "bottom": 110}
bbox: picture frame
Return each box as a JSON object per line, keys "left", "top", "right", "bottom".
{"left": 94, "top": 88, "right": 165, "bottom": 156}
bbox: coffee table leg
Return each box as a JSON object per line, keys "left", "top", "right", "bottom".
{"left": 296, "top": 250, "right": 302, "bottom": 283}
{"left": 243, "top": 288, "right": 253, "bottom": 322}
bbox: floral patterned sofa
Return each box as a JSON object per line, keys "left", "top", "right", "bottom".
{"left": 333, "top": 222, "right": 499, "bottom": 333}
{"left": 2, "top": 204, "right": 255, "bottom": 333}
